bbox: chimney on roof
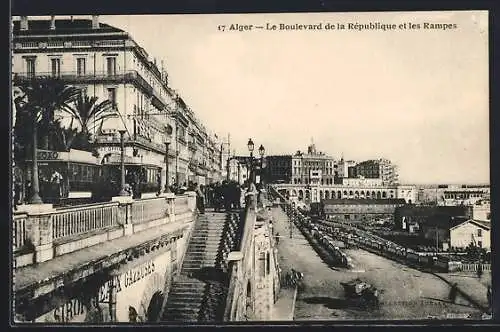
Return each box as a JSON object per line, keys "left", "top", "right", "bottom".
{"left": 20, "top": 16, "right": 28, "bottom": 31}
{"left": 91, "top": 15, "right": 100, "bottom": 29}
{"left": 50, "top": 16, "right": 56, "bottom": 30}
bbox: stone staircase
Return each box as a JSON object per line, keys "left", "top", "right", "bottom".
{"left": 161, "top": 210, "right": 243, "bottom": 322}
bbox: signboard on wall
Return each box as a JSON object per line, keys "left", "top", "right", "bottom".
{"left": 33, "top": 249, "right": 172, "bottom": 323}
{"left": 310, "top": 170, "right": 322, "bottom": 179}
{"left": 114, "top": 249, "right": 172, "bottom": 322}
{"left": 34, "top": 298, "right": 88, "bottom": 323}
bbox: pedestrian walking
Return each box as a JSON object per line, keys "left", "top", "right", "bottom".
{"left": 195, "top": 183, "right": 205, "bottom": 214}
{"left": 50, "top": 169, "right": 63, "bottom": 203}
{"left": 449, "top": 283, "right": 458, "bottom": 304}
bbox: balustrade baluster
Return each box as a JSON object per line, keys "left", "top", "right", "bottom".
{"left": 76, "top": 212, "right": 80, "bottom": 234}
{"left": 87, "top": 210, "right": 91, "bottom": 231}
{"left": 13, "top": 221, "right": 18, "bottom": 248}
{"left": 79, "top": 211, "right": 83, "bottom": 234}
{"left": 102, "top": 208, "right": 107, "bottom": 228}
{"left": 54, "top": 217, "right": 59, "bottom": 239}
{"left": 67, "top": 214, "right": 71, "bottom": 238}
{"left": 100, "top": 208, "right": 104, "bottom": 228}
{"left": 80, "top": 211, "right": 84, "bottom": 234}
{"left": 83, "top": 210, "right": 88, "bottom": 233}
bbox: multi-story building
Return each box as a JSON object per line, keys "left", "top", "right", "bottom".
{"left": 291, "top": 143, "right": 336, "bottom": 186}
{"left": 227, "top": 158, "right": 249, "bottom": 184}
{"left": 323, "top": 198, "right": 406, "bottom": 222}
{"left": 351, "top": 159, "right": 398, "bottom": 185}
{"left": 337, "top": 158, "right": 356, "bottom": 181}
{"left": 12, "top": 16, "right": 223, "bottom": 190}
{"left": 265, "top": 155, "right": 292, "bottom": 183}
{"left": 414, "top": 184, "right": 490, "bottom": 206}
{"left": 341, "top": 177, "right": 383, "bottom": 187}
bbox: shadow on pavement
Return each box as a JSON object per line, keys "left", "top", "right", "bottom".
{"left": 302, "top": 296, "right": 378, "bottom": 311}
{"left": 420, "top": 297, "right": 475, "bottom": 308}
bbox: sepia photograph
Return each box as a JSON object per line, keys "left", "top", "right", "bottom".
{"left": 10, "top": 10, "right": 491, "bottom": 324}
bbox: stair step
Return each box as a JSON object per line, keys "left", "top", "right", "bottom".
{"left": 162, "top": 314, "right": 199, "bottom": 321}
{"left": 185, "top": 249, "right": 220, "bottom": 254}
{"left": 166, "top": 300, "right": 203, "bottom": 307}
{"left": 164, "top": 307, "right": 201, "bottom": 314}
{"left": 187, "top": 245, "right": 221, "bottom": 250}
{"left": 170, "top": 284, "right": 206, "bottom": 290}
{"left": 167, "top": 293, "right": 205, "bottom": 299}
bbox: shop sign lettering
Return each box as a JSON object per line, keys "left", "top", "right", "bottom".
{"left": 37, "top": 150, "right": 59, "bottom": 160}
{"left": 35, "top": 258, "right": 159, "bottom": 322}
{"left": 35, "top": 298, "right": 87, "bottom": 323}
{"left": 123, "top": 261, "right": 155, "bottom": 288}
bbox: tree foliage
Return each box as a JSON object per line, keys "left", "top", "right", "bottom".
{"left": 13, "top": 78, "right": 119, "bottom": 155}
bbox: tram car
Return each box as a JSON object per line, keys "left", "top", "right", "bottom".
{"left": 21, "top": 149, "right": 162, "bottom": 205}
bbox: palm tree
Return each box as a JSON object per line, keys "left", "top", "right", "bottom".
{"left": 13, "top": 78, "right": 81, "bottom": 204}
{"left": 25, "top": 78, "right": 81, "bottom": 150}
{"left": 60, "top": 93, "right": 117, "bottom": 149}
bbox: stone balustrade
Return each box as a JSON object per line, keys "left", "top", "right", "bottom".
{"left": 224, "top": 192, "right": 257, "bottom": 321}
{"left": 13, "top": 193, "right": 196, "bottom": 269}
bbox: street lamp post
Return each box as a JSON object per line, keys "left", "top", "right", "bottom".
{"left": 237, "top": 163, "right": 241, "bottom": 184}
{"left": 29, "top": 116, "right": 43, "bottom": 204}
{"left": 247, "top": 138, "right": 254, "bottom": 184}
{"left": 164, "top": 139, "right": 171, "bottom": 193}
{"left": 258, "top": 144, "right": 265, "bottom": 185}
{"left": 118, "top": 129, "right": 128, "bottom": 196}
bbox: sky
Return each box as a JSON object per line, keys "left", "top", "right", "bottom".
{"left": 20, "top": 12, "right": 489, "bottom": 184}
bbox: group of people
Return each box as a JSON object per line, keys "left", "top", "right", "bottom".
{"left": 14, "top": 169, "right": 65, "bottom": 207}
{"left": 204, "top": 180, "right": 244, "bottom": 211}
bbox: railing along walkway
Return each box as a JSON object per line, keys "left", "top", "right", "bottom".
{"left": 14, "top": 219, "right": 190, "bottom": 295}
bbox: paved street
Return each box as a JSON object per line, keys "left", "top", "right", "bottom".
{"left": 271, "top": 206, "right": 483, "bottom": 320}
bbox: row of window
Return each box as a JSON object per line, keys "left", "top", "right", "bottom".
{"left": 68, "top": 164, "right": 101, "bottom": 182}
{"left": 25, "top": 56, "right": 117, "bottom": 78}
{"left": 293, "top": 160, "right": 337, "bottom": 167}
{"left": 293, "top": 178, "right": 336, "bottom": 185}
{"left": 292, "top": 167, "right": 336, "bottom": 175}
{"left": 292, "top": 190, "right": 392, "bottom": 197}
{"left": 444, "top": 193, "right": 484, "bottom": 199}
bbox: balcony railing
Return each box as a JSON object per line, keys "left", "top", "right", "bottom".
{"left": 131, "top": 197, "right": 170, "bottom": 224}
{"left": 94, "top": 135, "right": 167, "bottom": 155}
{"left": 13, "top": 194, "right": 196, "bottom": 267}
{"left": 13, "top": 213, "right": 28, "bottom": 252}
{"left": 188, "top": 141, "right": 197, "bottom": 151}
{"left": 14, "top": 39, "right": 127, "bottom": 50}
{"left": 174, "top": 195, "right": 189, "bottom": 215}
{"left": 52, "top": 202, "right": 119, "bottom": 240}
{"left": 13, "top": 70, "right": 154, "bottom": 96}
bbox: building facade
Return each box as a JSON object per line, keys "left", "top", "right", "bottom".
{"left": 264, "top": 155, "right": 291, "bottom": 183}
{"left": 276, "top": 183, "right": 416, "bottom": 204}
{"left": 414, "top": 184, "right": 490, "bottom": 206}
{"left": 12, "top": 16, "right": 223, "bottom": 190}
{"left": 322, "top": 198, "right": 406, "bottom": 222}
{"left": 450, "top": 219, "right": 491, "bottom": 250}
{"left": 472, "top": 200, "right": 491, "bottom": 222}
{"left": 352, "top": 159, "right": 398, "bottom": 185}
{"left": 291, "top": 144, "right": 336, "bottom": 186}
